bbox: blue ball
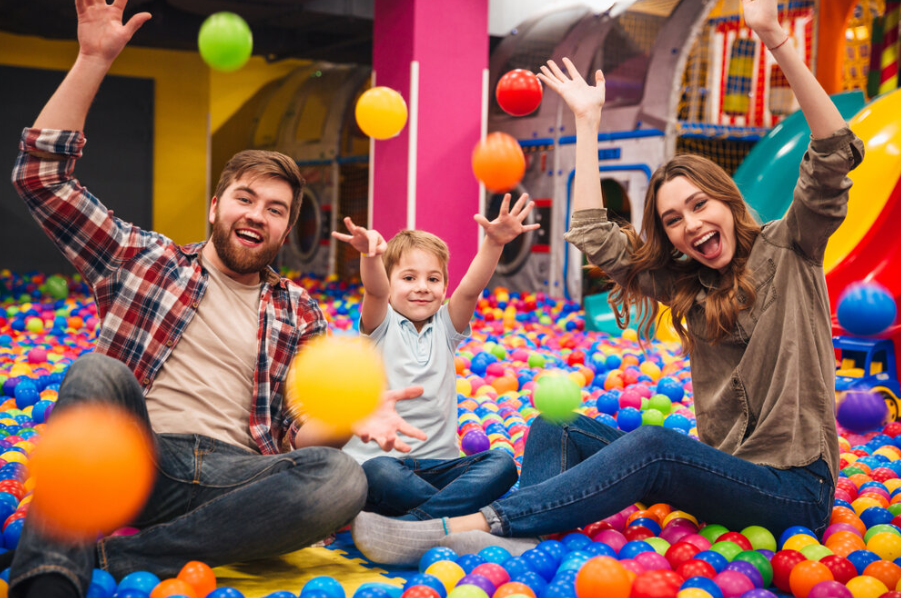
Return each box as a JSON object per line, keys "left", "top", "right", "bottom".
{"left": 536, "top": 539, "right": 566, "bottom": 565}
{"left": 557, "top": 551, "right": 591, "bottom": 572}
{"left": 778, "top": 525, "right": 816, "bottom": 549}
{"left": 846, "top": 549, "right": 882, "bottom": 574}
{"left": 117, "top": 571, "right": 161, "bottom": 595}
{"left": 838, "top": 282, "right": 897, "bottom": 336}
{"left": 455, "top": 553, "right": 486, "bottom": 574}
{"left": 301, "top": 577, "right": 345, "bottom": 598}
{"left": 2, "top": 519, "right": 24, "bottom": 550}
{"left": 693, "top": 550, "right": 728, "bottom": 573}
{"left": 263, "top": 593, "right": 298, "bottom": 598}
{"left": 419, "top": 546, "right": 458, "bottom": 572}
{"left": 860, "top": 506, "right": 895, "bottom": 529}
{"left": 207, "top": 589, "right": 247, "bottom": 598}
{"left": 478, "top": 545, "right": 512, "bottom": 565}
{"left": 680, "top": 576, "right": 724, "bottom": 598}
{"left": 511, "top": 570, "right": 547, "bottom": 596}
{"left": 352, "top": 586, "right": 393, "bottom": 598}
{"left": 86, "top": 568, "right": 117, "bottom": 598}
{"left": 655, "top": 377, "right": 685, "bottom": 402}
{"left": 559, "top": 533, "right": 591, "bottom": 552}
{"left": 618, "top": 540, "right": 654, "bottom": 560}
{"left": 521, "top": 548, "right": 557, "bottom": 581}
{"left": 616, "top": 407, "right": 642, "bottom": 432}
{"left": 113, "top": 591, "right": 151, "bottom": 598}
{"left": 582, "top": 542, "right": 617, "bottom": 558}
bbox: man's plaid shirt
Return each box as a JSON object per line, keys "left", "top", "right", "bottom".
{"left": 12, "top": 128, "right": 327, "bottom": 454}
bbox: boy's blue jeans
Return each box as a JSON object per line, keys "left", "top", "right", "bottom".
{"left": 10, "top": 353, "right": 368, "bottom": 597}
{"left": 362, "top": 451, "right": 518, "bottom": 521}
{"left": 480, "top": 415, "right": 834, "bottom": 538}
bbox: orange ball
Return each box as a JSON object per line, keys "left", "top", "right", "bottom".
{"left": 788, "top": 560, "right": 834, "bottom": 598}
{"left": 492, "top": 375, "right": 519, "bottom": 394}
{"left": 177, "top": 561, "right": 217, "bottom": 598}
{"left": 150, "top": 578, "right": 198, "bottom": 598}
{"left": 863, "top": 559, "right": 901, "bottom": 590}
{"left": 471, "top": 132, "right": 525, "bottom": 192}
{"left": 494, "top": 582, "right": 537, "bottom": 598}
{"left": 29, "top": 404, "right": 155, "bottom": 539}
{"left": 575, "top": 556, "right": 632, "bottom": 598}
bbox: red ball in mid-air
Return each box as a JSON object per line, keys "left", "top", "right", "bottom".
{"left": 496, "top": 69, "right": 543, "bottom": 116}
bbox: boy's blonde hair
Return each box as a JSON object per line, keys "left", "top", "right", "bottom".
{"left": 383, "top": 230, "right": 450, "bottom": 284}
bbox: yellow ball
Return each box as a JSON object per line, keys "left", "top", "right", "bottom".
{"left": 782, "top": 534, "right": 819, "bottom": 552}
{"left": 456, "top": 378, "right": 473, "bottom": 397}
{"left": 867, "top": 531, "right": 901, "bottom": 561}
{"left": 621, "top": 328, "right": 638, "bottom": 341}
{"left": 677, "top": 589, "right": 713, "bottom": 598}
{"left": 425, "top": 560, "right": 466, "bottom": 593}
{"left": 845, "top": 575, "right": 888, "bottom": 598}
{"left": 287, "top": 336, "right": 385, "bottom": 434}
{"left": 355, "top": 87, "right": 408, "bottom": 140}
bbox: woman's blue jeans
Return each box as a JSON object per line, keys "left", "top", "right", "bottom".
{"left": 10, "top": 353, "right": 368, "bottom": 597}
{"left": 480, "top": 415, "right": 834, "bottom": 539}
{"left": 362, "top": 452, "right": 518, "bottom": 521}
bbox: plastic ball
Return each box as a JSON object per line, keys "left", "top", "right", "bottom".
{"left": 461, "top": 430, "right": 490, "bottom": 455}
{"left": 533, "top": 374, "right": 581, "bottom": 424}
{"left": 495, "top": 70, "right": 543, "bottom": 117}
{"left": 176, "top": 561, "right": 217, "bottom": 598}
{"left": 838, "top": 391, "right": 889, "bottom": 433}
{"left": 287, "top": 336, "right": 385, "bottom": 434}
{"left": 118, "top": 571, "right": 163, "bottom": 595}
{"left": 198, "top": 12, "right": 253, "bottom": 72}
{"left": 150, "top": 578, "right": 199, "bottom": 598}
{"left": 806, "top": 580, "right": 852, "bottom": 598}
{"left": 844, "top": 574, "right": 888, "bottom": 597}
{"left": 29, "top": 403, "right": 155, "bottom": 539}
{"left": 574, "top": 556, "right": 631, "bottom": 598}
{"left": 471, "top": 132, "right": 525, "bottom": 193}
{"left": 355, "top": 87, "right": 408, "bottom": 140}
{"left": 837, "top": 282, "right": 897, "bottom": 336}
{"left": 788, "top": 560, "right": 833, "bottom": 598}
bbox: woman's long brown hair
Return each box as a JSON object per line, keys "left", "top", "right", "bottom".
{"left": 607, "top": 154, "right": 762, "bottom": 354}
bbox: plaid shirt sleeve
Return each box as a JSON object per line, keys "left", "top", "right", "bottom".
{"left": 11, "top": 128, "right": 167, "bottom": 288}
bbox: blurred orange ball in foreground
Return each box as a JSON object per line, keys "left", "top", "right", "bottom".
{"left": 30, "top": 403, "right": 155, "bottom": 539}
{"left": 472, "top": 132, "right": 525, "bottom": 192}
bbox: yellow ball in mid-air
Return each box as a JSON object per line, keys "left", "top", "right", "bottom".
{"left": 288, "top": 336, "right": 386, "bottom": 434}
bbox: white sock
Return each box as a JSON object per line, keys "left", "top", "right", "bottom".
{"left": 351, "top": 511, "right": 449, "bottom": 567}
{"left": 439, "top": 530, "right": 539, "bottom": 556}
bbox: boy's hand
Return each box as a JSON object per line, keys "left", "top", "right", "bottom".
{"left": 741, "top": 0, "right": 784, "bottom": 46}
{"left": 474, "top": 193, "right": 541, "bottom": 246}
{"left": 353, "top": 386, "right": 428, "bottom": 453}
{"left": 332, "top": 216, "right": 387, "bottom": 257}
{"left": 537, "top": 58, "right": 605, "bottom": 121}
{"left": 77, "top": 0, "right": 151, "bottom": 65}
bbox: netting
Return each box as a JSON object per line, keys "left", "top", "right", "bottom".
{"left": 336, "top": 162, "right": 369, "bottom": 282}
{"left": 845, "top": 0, "right": 886, "bottom": 95}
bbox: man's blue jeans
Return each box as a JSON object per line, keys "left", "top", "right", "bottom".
{"left": 10, "top": 353, "right": 368, "bottom": 597}
{"left": 362, "top": 452, "right": 518, "bottom": 521}
{"left": 480, "top": 415, "right": 834, "bottom": 538}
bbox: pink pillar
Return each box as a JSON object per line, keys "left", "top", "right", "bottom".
{"left": 371, "top": 0, "right": 488, "bottom": 291}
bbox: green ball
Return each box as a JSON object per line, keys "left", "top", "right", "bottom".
{"left": 483, "top": 342, "right": 497, "bottom": 353}
{"left": 647, "top": 394, "right": 672, "bottom": 415}
{"left": 533, "top": 374, "right": 581, "bottom": 424}
{"left": 490, "top": 344, "right": 507, "bottom": 360}
{"left": 459, "top": 351, "right": 474, "bottom": 361}
{"left": 699, "top": 523, "right": 729, "bottom": 544}
{"left": 539, "top": 315, "right": 552, "bottom": 325}
{"left": 842, "top": 465, "right": 866, "bottom": 476}
{"left": 710, "top": 540, "right": 742, "bottom": 561}
{"left": 447, "top": 586, "right": 489, "bottom": 598}
{"left": 641, "top": 408, "right": 665, "bottom": 426}
{"left": 740, "top": 525, "right": 777, "bottom": 552}
{"left": 735, "top": 550, "right": 774, "bottom": 587}
{"left": 645, "top": 536, "right": 670, "bottom": 555}
{"left": 889, "top": 503, "right": 901, "bottom": 517}
{"left": 799, "top": 544, "right": 833, "bottom": 561}
{"left": 198, "top": 12, "right": 253, "bottom": 72}
{"left": 45, "top": 275, "right": 68, "bottom": 300}
{"left": 528, "top": 353, "right": 545, "bottom": 368}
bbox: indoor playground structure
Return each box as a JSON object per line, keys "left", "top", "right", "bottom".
{"left": 6, "top": 0, "right": 901, "bottom": 598}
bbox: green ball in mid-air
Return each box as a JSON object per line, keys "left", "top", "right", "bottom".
{"left": 533, "top": 374, "right": 581, "bottom": 424}
{"left": 198, "top": 12, "right": 253, "bottom": 72}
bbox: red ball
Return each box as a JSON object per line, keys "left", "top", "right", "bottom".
{"left": 624, "top": 525, "right": 655, "bottom": 542}
{"left": 402, "top": 586, "right": 441, "bottom": 598}
{"left": 771, "top": 549, "right": 807, "bottom": 593}
{"left": 629, "top": 570, "right": 683, "bottom": 598}
{"left": 676, "top": 559, "right": 717, "bottom": 580}
{"left": 665, "top": 541, "right": 701, "bottom": 570}
{"left": 819, "top": 555, "right": 858, "bottom": 584}
{"left": 496, "top": 69, "right": 543, "bottom": 117}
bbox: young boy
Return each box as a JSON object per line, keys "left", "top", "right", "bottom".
{"left": 333, "top": 193, "right": 539, "bottom": 521}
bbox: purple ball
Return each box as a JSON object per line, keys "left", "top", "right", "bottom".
{"left": 807, "top": 580, "right": 853, "bottom": 598}
{"left": 713, "top": 570, "right": 754, "bottom": 597}
{"left": 456, "top": 574, "right": 495, "bottom": 596}
{"left": 740, "top": 591, "right": 778, "bottom": 598}
{"left": 724, "top": 561, "right": 762, "bottom": 588}
{"left": 837, "top": 390, "right": 888, "bottom": 433}
{"left": 461, "top": 430, "right": 490, "bottom": 455}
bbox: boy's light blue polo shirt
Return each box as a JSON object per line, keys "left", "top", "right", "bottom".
{"left": 343, "top": 303, "right": 470, "bottom": 463}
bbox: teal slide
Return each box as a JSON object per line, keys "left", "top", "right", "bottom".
{"left": 734, "top": 91, "right": 866, "bottom": 223}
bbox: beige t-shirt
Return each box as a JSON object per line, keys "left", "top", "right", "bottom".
{"left": 146, "top": 264, "right": 261, "bottom": 452}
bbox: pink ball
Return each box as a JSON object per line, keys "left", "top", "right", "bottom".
{"left": 109, "top": 526, "right": 140, "bottom": 537}
{"left": 634, "top": 550, "right": 671, "bottom": 571}
{"left": 486, "top": 362, "right": 506, "bottom": 377}
{"left": 807, "top": 580, "right": 853, "bottom": 598}
{"left": 714, "top": 571, "right": 754, "bottom": 598}
{"left": 633, "top": 384, "right": 652, "bottom": 398}
{"left": 27, "top": 348, "right": 48, "bottom": 364}
{"left": 659, "top": 525, "right": 693, "bottom": 545}
{"left": 618, "top": 558, "right": 645, "bottom": 575}
{"left": 601, "top": 510, "right": 627, "bottom": 532}
{"left": 679, "top": 534, "right": 712, "bottom": 552}
{"left": 593, "top": 529, "right": 627, "bottom": 553}
{"left": 619, "top": 389, "right": 642, "bottom": 409}
{"left": 822, "top": 522, "right": 863, "bottom": 541}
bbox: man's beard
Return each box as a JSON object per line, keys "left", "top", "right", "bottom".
{"left": 210, "top": 213, "right": 282, "bottom": 275}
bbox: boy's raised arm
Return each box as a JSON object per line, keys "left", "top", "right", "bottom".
{"left": 448, "top": 193, "right": 539, "bottom": 334}
{"left": 332, "top": 217, "right": 389, "bottom": 333}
